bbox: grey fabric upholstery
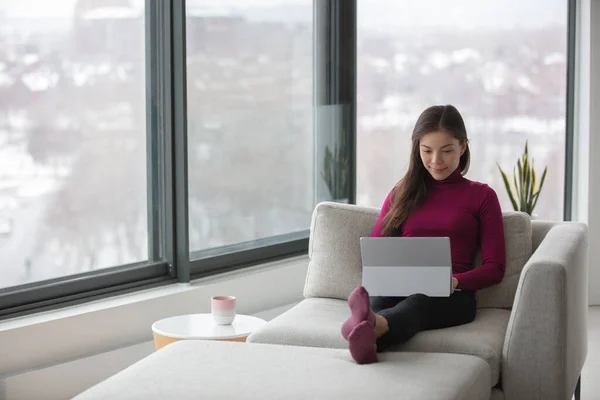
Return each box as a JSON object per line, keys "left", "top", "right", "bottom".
{"left": 248, "top": 298, "right": 510, "bottom": 386}
{"left": 475, "top": 212, "right": 532, "bottom": 309}
{"left": 531, "top": 220, "right": 558, "bottom": 251}
{"left": 304, "top": 202, "right": 379, "bottom": 300}
{"left": 391, "top": 308, "right": 510, "bottom": 386}
{"left": 501, "top": 222, "right": 588, "bottom": 400}
{"left": 303, "top": 202, "right": 533, "bottom": 309}
{"left": 490, "top": 389, "right": 504, "bottom": 400}
{"left": 248, "top": 298, "right": 349, "bottom": 349}
{"left": 252, "top": 202, "right": 589, "bottom": 400}
{"left": 74, "top": 340, "right": 491, "bottom": 400}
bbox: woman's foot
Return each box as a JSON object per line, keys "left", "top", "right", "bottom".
{"left": 341, "top": 286, "right": 376, "bottom": 340}
{"left": 348, "top": 320, "right": 378, "bottom": 364}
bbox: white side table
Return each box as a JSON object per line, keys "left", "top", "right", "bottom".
{"left": 151, "top": 314, "right": 267, "bottom": 350}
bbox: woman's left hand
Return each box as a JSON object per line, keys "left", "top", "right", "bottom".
{"left": 452, "top": 277, "right": 459, "bottom": 289}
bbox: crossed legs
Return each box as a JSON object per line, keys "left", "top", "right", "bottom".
{"left": 342, "top": 287, "right": 476, "bottom": 363}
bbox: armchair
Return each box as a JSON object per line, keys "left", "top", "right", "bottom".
{"left": 248, "top": 202, "right": 589, "bottom": 400}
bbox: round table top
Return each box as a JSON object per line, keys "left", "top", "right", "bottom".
{"left": 151, "top": 314, "right": 267, "bottom": 340}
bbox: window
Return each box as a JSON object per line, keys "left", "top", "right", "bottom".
{"left": 184, "top": 1, "right": 317, "bottom": 266}
{"left": 356, "top": 0, "right": 569, "bottom": 221}
{"left": 0, "top": 0, "right": 355, "bottom": 318}
{"left": 0, "top": 0, "right": 149, "bottom": 291}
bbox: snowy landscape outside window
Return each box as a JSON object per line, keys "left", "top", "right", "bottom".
{"left": 356, "top": 0, "right": 567, "bottom": 222}
{"left": 0, "top": 0, "right": 147, "bottom": 289}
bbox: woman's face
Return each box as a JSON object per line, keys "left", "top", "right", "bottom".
{"left": 419, "top": 131, "right": 466, "bottom": 181}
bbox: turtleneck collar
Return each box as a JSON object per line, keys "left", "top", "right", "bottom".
{"left": 428, "top": 166, "right": 465, "bottom": 185}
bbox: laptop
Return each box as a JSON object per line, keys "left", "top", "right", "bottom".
{"left": 359, "top": 236, "right": 454, "bottom": 297}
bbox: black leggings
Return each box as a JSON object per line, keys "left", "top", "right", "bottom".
{"left": 370, "top": 291, "right": 477, "bottom": 352}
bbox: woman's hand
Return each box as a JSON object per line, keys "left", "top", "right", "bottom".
{"left": 452, "top": 277, "right": 459, "bottom": 289}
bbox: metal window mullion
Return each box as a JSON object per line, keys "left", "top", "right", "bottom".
{"left": 564, "top": 0, "right": 577, "bottom": 221}
{"left": 146, "top": 0, "right": 177, "bottom": 277}
{"left": 170, "top": 0, "right": 191, "bottom": 282}
{"left": 147, "top": 0, "right": 189, "bottom": 280}
{"left": 332, "top": 2, "right": 338, "bottom": 104}
{"left": 160, "top": 0, "right": 178, "bottom": 278}
{"left": 344, "top": 1, "right": 358, "bottom": 204}
{"left": 145, "top": 0, "right": 162, "bottom": 262}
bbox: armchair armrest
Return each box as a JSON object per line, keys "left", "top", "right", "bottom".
{"left": 502, "top": 222, "right": 588, "bottom": 400}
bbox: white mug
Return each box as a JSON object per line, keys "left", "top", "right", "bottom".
{"left": 211, "top": 295, "right": 236, "bottom": 325}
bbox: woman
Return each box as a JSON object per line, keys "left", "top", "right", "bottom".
{"left": 342, "top": 104, "right": 506, "bottom": 364}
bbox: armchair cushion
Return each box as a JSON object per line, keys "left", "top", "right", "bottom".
{"left": 248, "top": 298, "right": 348, "bottom": 349}
{"left": 247, "top": 298, "right": 510, "bottom": 386}
{"left": 475, "top": 212, "right": 532, "bottom": 309}
{"left": 303, "top": 202, "right": 379, "bottom": 300}
{"left": 304, "top": 202, "right": 533, "bottom": 310}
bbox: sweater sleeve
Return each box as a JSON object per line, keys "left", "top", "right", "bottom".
{"left": 453, "top": 185, "right": 506, "bottom": 291}
{"left": 370, "top": 190, "right": 393, "bottom": 237}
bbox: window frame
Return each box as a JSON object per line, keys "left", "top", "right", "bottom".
{"left": 187, "top": 0, "right": 357, "bottom": 276}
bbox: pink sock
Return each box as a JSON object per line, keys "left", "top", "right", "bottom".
{"left": 341, "top": 286, "right": 376, "bottom": 340}
{"left": 348, "top": 320, "right": 378, "bottom": 364}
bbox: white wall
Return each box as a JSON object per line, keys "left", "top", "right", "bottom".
{"left": 0, "top": 257, "right": 308, "bottom": 400}
{"left": 574, "top": 0, "right": 600, "bottom": 305}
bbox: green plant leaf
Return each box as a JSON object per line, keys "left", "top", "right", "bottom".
{"left": 531, "top": 167, "right": 547, "bottom": 211}
{"left": 519, "top": 158, "right": 529, "bottom": 211}
{"left": 498, "top": 140, "right": 547, "bottom": 216}
{"left": 511, "top": 166, "right": 520, "bottom": 211}
{"left": 539, "top": 166, "right": 547, "bottom": 191}
{"left": 529, "top": 161, "right": 537, "bottom": 200}
{"left": 498, "top": 163, "right": 519, "bottom": 211}
{"left": 531, "top": 167, "right": 547, "bottom": 212}
{"left": 529, "top": 160, "right": 538, "bottom": 213}
{"left": 523, "top": 161, "right": 531, "bottom": 214}
{"left": 530, "top": 191, "right": 541, "bottom": 213}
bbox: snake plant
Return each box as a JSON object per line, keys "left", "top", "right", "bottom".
{"left": 497, "top": 141, "right": 547, "bottom": 216}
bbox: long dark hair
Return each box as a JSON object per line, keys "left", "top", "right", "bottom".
{"left": 380, "top": 105, "right": 471, "bottom": 236}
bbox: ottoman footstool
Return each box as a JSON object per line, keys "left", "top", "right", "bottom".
{"left": 74, "top": 340, "right": 491, "bottom": 400}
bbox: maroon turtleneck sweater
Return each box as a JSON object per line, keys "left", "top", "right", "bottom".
{"left": 370, "top": 167, "right": 506, "bottom": 291}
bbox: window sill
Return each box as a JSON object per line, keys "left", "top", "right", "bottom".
{"left": 0, "top": 255, "right": 308, "bottom": 376}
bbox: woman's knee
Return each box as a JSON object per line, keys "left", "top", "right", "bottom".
{"left": 457, "top": 296, "right": 477, "bottom": 325}
{"left": 407, "top": 293, "right": 429, "bottom": 303}
{"left": 402, "top": 293, "right": 431, "bottom": 314}
{"left": 468, "top": 303, "right": 477, "bottom": 323}
{"left": 463, "top": 294, "right": 477, "bottom": 322}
